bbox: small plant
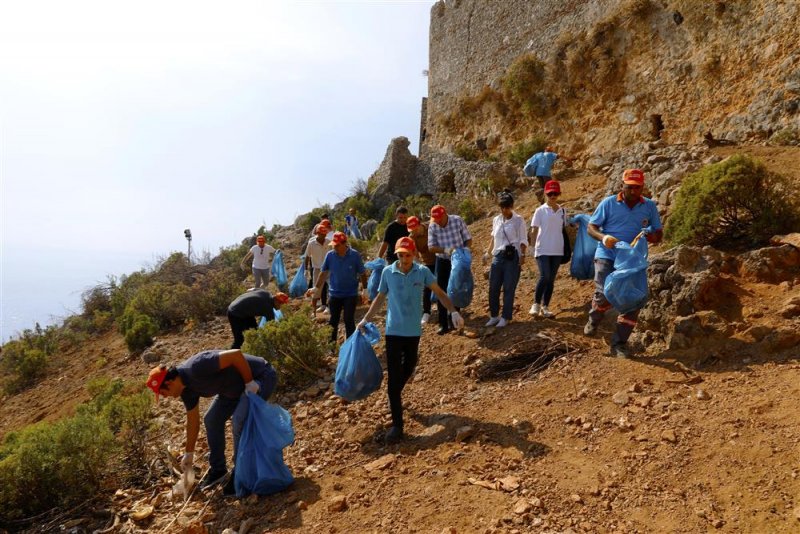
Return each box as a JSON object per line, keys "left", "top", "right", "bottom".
{"left": 458, "top": 198, "right": 483, "bottom": 224}
{"left": 243, "top": 305, "right": 333, "bottom": 387}
{"left": 505, "top": 137, "right": 549, "bottom": 166}
{"left": 502, "top": 54, "right": 547, "bottom": 112}
{"left": 666, "top": 154, "right": 800, "bottom": 249}
{"left": 120, "top": 310, "right": 159, "bottom": 352}
{"left": 769, "top": 128, "right": 800, "bottom": 146}
{"left": 455, "top": 144, "right": 482, "bottom": 162}
{"left": 1, "top": 343, "right": 48, "bottom": 394}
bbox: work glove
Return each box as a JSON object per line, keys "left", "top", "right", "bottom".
{"left": 482, "top": 252, "right": 489, "bottom": 265}
{"left": 602, "top": 235, "right": 619, "bottom": 249}
{"left": 244, "top": 380, "right": 260, "bottom": 395}
{"left": 450, "top": 311, "right": 465, "bottom": 330}
{"left": 180, "top": 452, "right": 194, "bottom": 473}
{"left": 642, "top": 226, "right": 653, "bottom": 235}
{"left": 444, "top": 247, "right": 453, "bottom": 257}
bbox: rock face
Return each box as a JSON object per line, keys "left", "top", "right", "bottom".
{"left": 368, "top": 137, "right": 422, "bottom": 210}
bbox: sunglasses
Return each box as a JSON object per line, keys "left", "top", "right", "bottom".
{"left": 546, "top": 192, "right": 560, "bottom": 197}
{"left": 259, "top": 248, "right": 263, "bottom": 254}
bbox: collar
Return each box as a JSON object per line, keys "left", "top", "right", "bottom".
{"left": 388, "top": 261, "right": 419, "bottom": 275}
{"left": 616, "top": 192, "right": 645, "bottom": 204}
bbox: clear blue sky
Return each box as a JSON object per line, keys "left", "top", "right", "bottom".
{"left": 0, "top": 0, "right": 434, "bottom": 339}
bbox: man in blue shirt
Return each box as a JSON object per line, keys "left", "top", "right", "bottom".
{"left": 584, "top": 169, "right": 663, "bottom": 358}
{"left": 146, "top": 349, "right": 278, "bottom": 495}
{"left": 358, "top": 237, "right": 464, "bottom": 443}
{"left": 312, "top": 231, "right": 367, "bottom": 343}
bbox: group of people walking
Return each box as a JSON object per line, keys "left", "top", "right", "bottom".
{"left": 147, "top": 163, "right": 663, "bottom": 496}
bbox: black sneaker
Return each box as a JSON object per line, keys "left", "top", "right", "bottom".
{"left": 222, "top": 471, "right": 236, "bottom": 497}
{"left": 199, "top": 468, "right": 228, "bottom": 489}
{"left": 385, "top": 426, "right": 404, "bottom": 444}
{"left": 583, "top": 320, "right": 597, "bottom": 337}
{"left": 609, "top": 343, "right": 630, "bottom": 359}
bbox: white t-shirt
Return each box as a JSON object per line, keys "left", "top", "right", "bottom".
{"left": 250, "top": 244, "right": 275, "bottom": 270}
{"left": 491, "top": 212, "right": 528, "bottom": 254}
{"left": 304, "top": 237, "right": 329, "bottom": 270}
{"left": 531, "top": 204, "right": 566, "bottom": 257}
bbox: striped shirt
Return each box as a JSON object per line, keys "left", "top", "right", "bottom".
{"left": 428, "top": 214, "right": 472, "bottom": 259}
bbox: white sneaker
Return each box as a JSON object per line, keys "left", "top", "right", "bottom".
{"left": 529, "top": 303, "right": 541, "bottom": 316}
{"left": 485, "top": 317, "right": 501, "bottom": 327}
{"left": 421, "top": 313, "right": 431, "bottom": 325}
{"left": 541, "top": 306, "right": 555, "bottom": 318}
{"left": 496, "top": 318, "right": 508, "bottom": 328}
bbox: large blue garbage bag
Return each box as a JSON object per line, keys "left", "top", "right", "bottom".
{"left": 569, "top": 214, "right": 597, "bottom": 281}
{"left": 447, "top": 247, "right": 473, "bottom": 308}
{"left": 364, "top": 258, "right": 387, "bottom": 301}
{"left": 334, "top": 325, "right": 383, "bottom": 402}
{"left": 603, "top": 236, "right": 650, "bottom": 315}
{"left": 271, "top": 250, "right": 288, "bottom": 292}
{"left": 258, "top": 308, "right": 283, "bottom": 328}
{"left": 289, "top": 260, "right": 308, "bottom": 298}
{"left": 234, "top": 394, "right": 295, "bottom": 497}
{"left": 523, "top": 154, "right": 538, "bottom": 177}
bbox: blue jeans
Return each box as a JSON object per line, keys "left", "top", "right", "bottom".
{"left": 535, "top": 255, "right": 562, "bottom": 306}
{"left": 489, "top": 251, "right": 521, "bottom": 320}
{"left": 204, "top": 364, "right": 277, "bottom": 473}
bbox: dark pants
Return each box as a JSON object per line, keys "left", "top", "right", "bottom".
{"left": 309, "top": 267, "right": 328, "bottom": 306}
{"left": 536, "top": 175, "right": 550, "bottom": 188}
{"left": 588, "top": 258, "right": 640, "bottom": 345}
{"left": 328, "top": 295, "right": 358, "bottom": 342}
{"left": 228, "top": 311, "right": 258, "bottom": 349}
{"left": 435, "top": 257, "right": 458, "bottom": 328}
{"left": 422, "top": 263, "right": 436, "bottom": 314}
{"left": 204, "top": 364, "right": 277, "bottom": 473}
{"left": 488, "top": 251, "right": 521, "bottom": 320}
{"left": 535, "top": 255, "right": 562, "bottom": 306}
{"left": 385, "top": 335, "right": 420, "bottom": 429}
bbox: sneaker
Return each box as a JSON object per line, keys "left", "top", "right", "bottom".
{"left": 609, "top": 343, "right": 631, "bottom": 359}
{"left": 485, "top": 316, "right": 500, "bottom": 327}
{"left": 385, "top": 425, "right": 404, "bottom": 444}
{"left": 529, "top": 303, "right": 541, "bottom": 316}
{"left": 541, "top": 306, "right": 555, "bottom": 318}
{"left": 583, "top": 320, "right": 597, "bottom": 337}
{"left": 496, "top": 318, "right": 508, "bottom": 328}
{"left": 316, "top": 305, "right": 326, "bottom": 313}
{"left": 222, "top": 469, "right": 236, "bottom": 497}
{"left": 437, "top": 326, "right": 450, "bottom": 336}
{"left": 421, "top": 313, "right": 431, "bottom": 324}
{"left": 199, "top": 468, "right": 228, "bottom": 489}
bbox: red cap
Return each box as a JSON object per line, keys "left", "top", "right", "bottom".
{"left": 330, "top": 231, "right": 348, "bottom": 246}
{"left": 146, "top": 365, "right": 168, "bottom": 401}
{"left": 316, "top": 225, "right": 330, "bottom": 235}
{"left": 623, "top": 169, "right": 645, "bottom": 186}
{"left": 395, "top": 236, "right": 416, "bottom": 255}
{"left": 274, "top": 292, "right": 289, "bottom": 304}
{"left": 431, "top": 205, "right": 446, "bottom": 219}
{"left": 319, "top": 219, "right": 332, "bottom": 228}
{"left": 544, "top": 180, "right": 561, "bottom": 194}
{"left": 406, "top": 216, "right": 420, "bottom": 230}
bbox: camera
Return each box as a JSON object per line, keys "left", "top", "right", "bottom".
{"left": 503, "top": 245, "right": 517, "bottom": 259}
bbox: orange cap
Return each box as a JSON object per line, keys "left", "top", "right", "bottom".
{"left": 146, "top": 365, "right": 168, "bottom": 401}
{"left": 395, "top": 236, "right": 416, "bottom": 255}
{"left": 623, "top": 169, "right": 645, "bottom": 186}
{"left": 430, "top": 205, "right": 446, "bottom": 219}
{"left": 330, "top": 231, "right": 348, "bottom": 246}
{"left": 319, "top": 219, "right": 332, "bottom": 228}
{"left": 274, "top": 292, "right": 289, "bottom": 304}
{"left": 316, "top": 225, "right": 330, "bottom": 235}
{"left": 406, "top": 216, "right": 420, "bottom": 230}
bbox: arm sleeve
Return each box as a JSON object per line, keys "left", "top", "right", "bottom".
{"left": 589, "top": 199, "right": 608, "bottom": 228}
{"left": 428, "top": 224, "right": 439, "bottom": 249}
{"left": 531, "top": 208, "right": 542, "bottom": 228}
{"left": 423, "top": 266, "right": 436, "bottom": 287}
{"left": 517, "top": 217, "right": 529, "bottom": 246}
{"left": 321, "top": 251, "right": 331, "bottom": 272}
{"left": 460, "top": 218, "right": 472, "bottom": 242}
{"left": 382, "top": 224, "right": 392, "bottom": 244}
{"left": 378, "top": 267, "right": 389, "bottom": 295}
{"left": 650, "top": 202, "right": 663, "bottom": 230}
{"left": 356, "top": 254, "right": 366, "bottom": 274}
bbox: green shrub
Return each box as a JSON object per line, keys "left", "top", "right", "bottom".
{"left": 458, "top": 198, "right": 483, "bottom": 224}
{"left": 666, "top": 154, "right": 800, "bottom": 249}
{"left": 505, "top": 137, "right": 548, "bottom": 166}
{"left": 109, "top": 271, "right": 150, "bottom": 319}
{"left": 120, "top": 311, "right": 158, "bottom": 352}
{"left": 243, "top": 305, "right": 333, "bottom": 387}
{"left": 502, "top": 54, "right": 549, "bottom": 115}
{"left": 192, "top": 269, "right": 243, "bottom": 317}
{"left": 769, "top": 128, "right": 800, "bottom": 146}
{"left": 455, "top": 144, "right": 482, "bottom": 162}
{"left": 81, "top": 283, "right": 113, "bottom": 317}
{"left": 211, "top": 242, "right": 251, "bottom": 273}
{"left": 1, "top": 343, "right": 48, "bottom": 394}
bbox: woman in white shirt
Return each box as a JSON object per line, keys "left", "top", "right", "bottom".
{"left": 529, "top": 180, "right": 567, "bottom": 318}
{"left": 482, "top": 192, "right": 528, "bottom": 327}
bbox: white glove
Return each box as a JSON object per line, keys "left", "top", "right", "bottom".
{"left": 244, "top": 380, "right": 260, "bottom": 395}
{"left": 602, "top": 235, "right": 619, "bottom": 249}
{"left": 450, "top": 311, "right": 464, "bottom": 330}
{"left": 180, "top": 452, "right": 194, "bottom": 473}
{"left": 482, "top": 252, "right": 489, "bottom": 265}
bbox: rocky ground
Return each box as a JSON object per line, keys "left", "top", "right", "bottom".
{"left": 1, "top": 146, "right": 799, "bottom": 534}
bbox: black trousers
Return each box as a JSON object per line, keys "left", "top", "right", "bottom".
{"left": 435, "top": 257, "right": 459, "bottom": 328}
{"left": 385, "top": 335, "right": 420, "bottom": 429}
{"left": 327, "top": 295, "right": 358, "bottom": 342}
{"left": 423, "top": 263, "right": 436, "bottom": 314}
{"left": 227, "top": 311, "right": 258, "bottom": 349}
{"left": 309, "top": 267, "right": 328, "bottom": 306}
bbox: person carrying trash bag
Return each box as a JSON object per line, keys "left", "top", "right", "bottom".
{"left": 145, "top": 349, "right": 278, "bottom": 496}
{"left": 358, "top": 236, "right": 464, "bottom": 443}
{"left": 334, "top": 322, "right": 383, "bottom": 402}
{"left": 227, "top": 289, "right": 289, "bottom": 349}
{"left": 584, "top": 169, "right": 662, "bottom": 358}
{"left": 427, "top": 204, "right": 472, "bottom": 335}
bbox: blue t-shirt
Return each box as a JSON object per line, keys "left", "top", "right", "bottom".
{"left": 589, "top": 194, "right": 662, "bottom": 261}
{"left": 378, "top": 262, "right": 436, "bottom": 337}
{"left": 533, "top": 151, "right": 558, "bottom": 176}
{"left": 177, "top": 350, "right": 273, "bottom": 411}
{"left": 321, "top": 247, "right": 365, "bottom": 298}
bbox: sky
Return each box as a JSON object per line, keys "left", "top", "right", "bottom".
{"left": 0, "top": 0, "right": 434, "bottom": 339}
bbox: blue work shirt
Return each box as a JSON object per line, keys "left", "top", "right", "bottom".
{"left": 589, "top": 193, "right": 662, "bottom": 261}
{"left": 532, "top": 151, "right": 558, "bottom": 176}
{"left": 177, "top": 350, "right": 274, "bottom": 411}
{"left": 321, "top": 247, "right": 365, "bottom": 298}
{"left": 378, "top": 262, "right": 436, "bottom": 337}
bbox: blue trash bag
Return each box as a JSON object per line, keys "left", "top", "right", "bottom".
{"left": 523, "top": 154, "right": 538, "bottom": 177}
{"left": 603, "top": 235, "right": 650, "bottom": 315}
{"left": 447, "top": 247, "right": 474, "bottom": 308}
{"left": 569, "top": 214, "right": 597, "bottom": 281}
{"left": 288, "top": 260, "right": 308, "bottom": 298}
{"left": 271, "top": 250, "right": 288, "bottom": 292}
{"left": 334, "top": 326, "right": 383, "bottom": 402}
{"left": 234, "top": 394, "right": 295, "bottom": 497}
{"left": 258, "top": 308, "right": 283, "bottom": 328}
{"left": 364, "top": 258, "right": 387, "bottom": 301}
